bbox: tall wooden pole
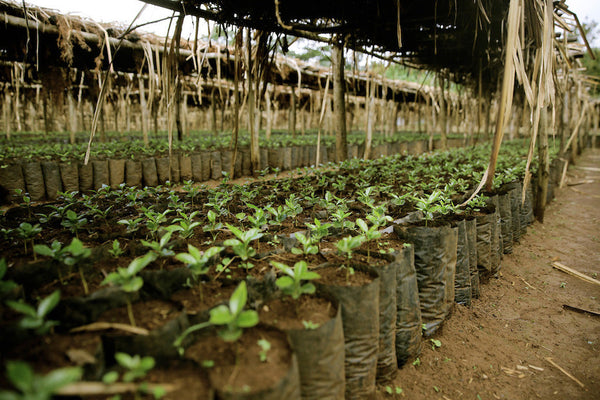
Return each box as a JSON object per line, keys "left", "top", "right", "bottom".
{"left": 332, "top": 40, "right": 347, "bottom": 162}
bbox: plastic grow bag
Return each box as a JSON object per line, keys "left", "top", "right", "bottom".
{"left": 315, "top": 264, "right": 380, "bottom": 400}
{"left": 394, "top": 244, "right": 422, "bottom": 366}
{"left": 394, "top": 223, "right": 456, "bottom": 336}
{"left": 453, "top": 219, "right": 472, "bottom": 306}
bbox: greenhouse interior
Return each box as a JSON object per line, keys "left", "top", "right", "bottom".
{"left": 0, "top": 0, "right": 599, "bottom": 398}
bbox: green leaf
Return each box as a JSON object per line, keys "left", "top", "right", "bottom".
{"left": 6, "top": 300, "right": 37, "bottom": 318}
{"left": 223, "top": 238, "right": 241, "bottom": 248}
{"left": 229, "top": 281, "right": 247, "bottom": 316}
{"left": 175, "top": 253, "right": 196, "bottom": 265}
{"left": 209, "top": 305, "right": 234, "bottom": 325}
{"left": 115, "top": 353, "right": 136, "bottom": 370}
{"left": 291, "top": 247, "right": 303, "bottom": 255}
{"left": 103, "top": 371, "right": 119, "bottom": 384}
{"left": 300, "top": 283, "right": 316, "bottom": 295}
{"left": 127, "top": 252, "right": 157, "bottom": 276}
{"left": 237, "top": 310, "right": 259, "bottom": 328}
{"left": 40, "top": 366, "right": 82, "bottom": 393}
{"left": 356, "top": 218, "right": 369, "bottom": 233}
{"left": 37, "top": 290, "right": 60, "bottom": 318}
{"left": 33, "top": 244, "right": 56, "bottom": 258}
{"left": 270, "top": 261, "right": 293, "bottom": 277}
{"left": 122, "top": 276, "right": 143, "bottom": 292}
{"left": 6, "top": 361, "right": 34, "bottom": 393}
{"left": 275, "top": 276, "right": 294, "bottom": 290}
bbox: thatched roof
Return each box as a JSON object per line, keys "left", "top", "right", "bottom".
{"left": 0, "top": 0, "right": 436, "bottom": 103}
{"left": 141, "top": 0, "right": 549, "bottom": 87}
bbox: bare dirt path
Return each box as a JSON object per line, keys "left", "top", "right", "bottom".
{"left": 379, "top": 148, "right": 600, "bottom": 400}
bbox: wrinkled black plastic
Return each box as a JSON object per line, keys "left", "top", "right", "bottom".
{"left": 498, "top": 194, "right": 513, "bottom": 254}
{"left": 453, "top": 219, "right": 471, "bottom": 306}
{"left": 394, "top": 245, "right": 422, "bottom": 366}
{"left": 394, "top": 224, "right": 456, "bottom": 336}
{"left": 315, "top": 264, "right": 380, "bottom": 400}
{"left": 287, "top": 302, "right": 345, "bottom": 400}
{"left": 465, "top": 218, "right": 480, "bottom": 298}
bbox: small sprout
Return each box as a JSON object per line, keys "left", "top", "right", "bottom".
{"left": 302, "top": 320, "right": 320, "bottom": 330}
{"left": 201, "top": 360, "right": 215, "bottom": 368}
{"left": 412, "top": 357, "right": 421, "bottom": 366}
{"left": 430, "top": 338, "right": 442, "bottom": 350}
{"left": 559, "top": 282, "right": 566, "bottom": 288}
{"left": 257, "top": 339, "right": 271, "bottom": 362}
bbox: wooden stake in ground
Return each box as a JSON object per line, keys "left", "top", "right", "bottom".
{"left": 332, "top": 39, "right": 347, "bottom": 162}
{"left": 551, "top": 262, "right": 600, "bottom": 286}
{"left": 545, "top": 357, "right": 585, "bottom": 388}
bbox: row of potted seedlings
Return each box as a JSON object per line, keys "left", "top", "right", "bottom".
{"left": 0, "top": 131, "right": 466, "bottom": 202}
{"left": 0, "top": 140, "right": 565, "bottom": 399}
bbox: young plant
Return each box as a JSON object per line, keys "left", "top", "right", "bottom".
{"left": 103, "top": 353, "right": 156, "bottom": 383}
{"left": 101, "top": 252, "right": 157, "bottom": 326}
{"left": 202, "top": 210, "right": 223, "bottom": 242}
{"left": 305, "top": 218, "right": 332, "bottom": 242}
{"left": 16, "top": 222, "right": 42, "bottom": 259}
{"left": 141, "top": 231, "right": 175, "bottom": 258}
{"left": 291, "top": 232, "right": 318, "bottom": 255}
{"left": 246, "top": 204, "right": 269, "bottom": 229}
{"left": 175, "top": 245, "right": 223, "bottom": 277}
{"left": 223, "top": 223, "right": 263, "bottom": 265}
{"left": 283, "top": 194, "right": 303, "bottom": 218}
{"left": 356, "top": 218, "right": 382, "bottom": 242}
{"left": 173, "top": 281, "right": 259, "bottom": 351}
{"left": 208, "top": 281, "right": 259, "bottom": 342}
{"left": 336, "top": 235, "right": 365, "bottom": 280}
{"left": 183, "top": 180, "right": 201, "bottom": 207}
{"left": 6, "top": 290, "right": 61, "bottom": 335}
{"left": 0, "top": 361, "right": 81, "bottom": 400}
{"left": 108, "top": 239, "right": 125, "bottom": 258}
{"left": 13, "top": 189, "right": 32, "bottom": 219}
{"left": 257, "top": 339, "right": 271, "bottom": 363}
{"left": 60, "top": 210, "right": 88, "bottom": 238}
{"left": 330, "top": 209, "right": 355, "bottom": 230}
{"left": 172, "top": 211, "right": 202, "bottom": 239}
{"left": 103, "top": 353, "right": 164, "bottom": 400}
{"left": 118, "top": 216, "right": 144, "bottom": 234}
{"left": 271, "top": 260, "right": 320, "bottom": 299}
{"left": 265, "top": 204, "right": 288, "bottom": 226}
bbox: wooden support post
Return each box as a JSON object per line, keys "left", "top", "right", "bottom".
{"left": 210, "top": 88, "right": 218, "bottom": 136}
{"left": 290, "top": 85, "right": 297, "bottom": 136}
{"left": 332, "top": 40, "right": 347, "bottom": 162}
{"left": 229, "top": 28, "right": 242, "bottom": 176}
{"left": 3, "top": 90, "right": 10, "bottom": 139}
{"left": 246, "top": 28, "right": 260, "bottom": 177}
{"left": 364, "top": 73, "right": 375, "bottom": 160}
{"left": 139, "top": 76, "right": 149, "bottom": 147}
{"left": 67, "top": 89, "right": 77, "bottom": 144}
{"left": 535, "top": 109, "right": 549, "bottom": 222}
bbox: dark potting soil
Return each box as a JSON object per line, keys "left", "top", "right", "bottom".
{"left": 97, "top": 299, "right": 181, "bottom": 331}
{"left": 185, "top": 325, "right": 293, "bottom": 394}
{"left": 315, "top": 262, "right": 377, "bottom": 286}
{"left": 170, "top": 280, "right": 237, "bottom": 314}
{"left": 258, "top": 295, "right": 336, "bottom": 330}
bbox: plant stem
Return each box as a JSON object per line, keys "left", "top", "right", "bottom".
{"left": 79, "top": 266, "right": 89, "bottom": 295}
{"left": 127, "top": 299, "right": 136, "bottom": 327}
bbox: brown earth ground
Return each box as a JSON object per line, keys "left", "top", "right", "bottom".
{"left": 376, "top": 148, "right": 600, "bottom": 400}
